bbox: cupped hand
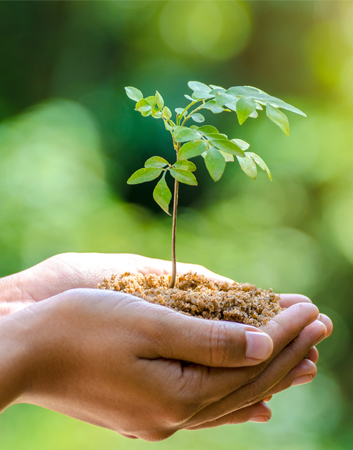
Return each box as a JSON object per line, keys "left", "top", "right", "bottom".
{"left": 3, "top": 285, "right": 330, "bottom": 441}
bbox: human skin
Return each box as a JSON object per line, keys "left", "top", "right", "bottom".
{"left": 0, "top": 253, "right": 332, "bottom": 440}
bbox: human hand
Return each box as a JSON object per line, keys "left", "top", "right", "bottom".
{"left": 0, "top": 286, "right": 330, "bottom": 441}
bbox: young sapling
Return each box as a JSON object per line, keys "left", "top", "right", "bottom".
{"left": 124, "top": 82, "right": 306, "bottom": 289}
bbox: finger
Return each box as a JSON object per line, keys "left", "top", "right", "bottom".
{"left": 174, "top": 303, "right": 321, "bottom": 405}
{"left": 306, "top": 346, "right": 319, "bottom": 364}
{"left": 263, "top": 395, "right": 272, "bottom": 402}
{"left": 186, "top": 402, "right": 271, "bottom": 430}
{"left": 318, "top": 313, "right": 333, "bottom": 337}
{"left": 142, "top": 306, "right": 273, "bottom": 367}
{"left": 183, "top": 318, "right": 326, "bottom": 428}
{"left": 279, "top": 294, "right": 312, "bottom": 308}
{"left": 263, "top": 358, "right": 317, "bottom": 398}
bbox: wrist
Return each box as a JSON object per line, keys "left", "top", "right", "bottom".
{"left": 0, "top": 312, "right": 35, "bottom": 411}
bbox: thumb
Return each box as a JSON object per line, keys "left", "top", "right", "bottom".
{"left": 146, "top": 306, "right": 273, "bottom": 367}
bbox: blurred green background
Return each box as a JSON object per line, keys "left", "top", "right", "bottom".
{"left": 0, "top": 1, "right": 352, "bottom": 449}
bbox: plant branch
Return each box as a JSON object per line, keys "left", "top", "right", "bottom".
{"left": 181, "top": 102, "right": 205, "bottom": 126}
{"left": 169, "top": 140, "right": 180, "bottom": 288}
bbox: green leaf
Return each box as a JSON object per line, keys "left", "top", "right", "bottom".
{"left": 145, "top": 156, "right": 169, "bottom": 168}
{"left": 219, "top": 151, "right": 234, "bottom": 162}
{"left": 236, "top": 97, "right": 257, "bottom": 125}
{"left": 184, "top": 94, "right": 194, "bottom": 101}
{"left": 249, "top": 110, "right": 258, "bottom": 119}
{"left": 211, "top": 139, "right": 245, "bottom": 157}
{"left": 155, "top": 91, "right": 164, "bottom": 109}
{"left": 245, "top": 152, "right": 272, "bottom": 180}
{"left": 224, "top": 101, "right": 237, "bottom": 112}
{"left": 215, "top": 93, "right": 236, "bottom": 107}
{"left": 145, "top": 96, "right": 157, "bottom": 107}
{"left": 125, "top": 86, "right": 143, "bottom": 102}
{"left": 191, "top": 113, "right": 205, "bottom": 123}
{"left": 226, "top": 86, "right": 261, "bottom": 97}
{"left": 127, "top": 168, "right": 162, "bottom": 185}
{"left": 162, "top": 106, "right": 172, "bottom": 120}
{"left": 170, "top": 169, "right": 197, "bottom": 186}
{"left": 266, "top": 97, "right": 306, "bottom": 117}
{"left": 179, "top": 140, "right": 207, "bottom": 160}
{"left": 201, "top": 100, "right": 224, "bottom": 114}
{"left": 135, "top": 99, "right": 152, "bottom": 116}
{"left": 231, "top": 138, "right": 250, "bottom": 151}
{"left": 205, "top": 147, "right": 226, "bottom": 182}
{"left": 188, "top": 81, "right": 211, "bottom": 93}
{"left": 266, "top": 104, "right": 290, "bottom": 136}
{"left": 191, "top": 91, "right": 214, "bottom": 101}
{"left": 174, "top": 160, "right": 197, "bottom": 172}
{"left": 226, "top": 86, "right": 306, "bottom": 117}
{"left": 197, "top": 125, "right": 219, "bottom": 134}
{"left": 209, "top": 84, "right": 225, "bottom": 91}
{"left": 152, "top": 111, "right": 163, "bottom": 119}
{"left": 174, "top": 128, "right": 202, "bottom": 143}
{"left": 175, "top": 108, "right": 187, "bottom": 116}
{"left": 204, "top": 132, "right": 228, "bottom": 140}
{"left": 236, "top": 155, "right": 257, "bottom": 180}
{"left": 153, "top": 175, "right": 172, "bottom": 215}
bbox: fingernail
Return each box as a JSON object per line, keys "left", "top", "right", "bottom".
{"left": 250, "top": 415, "right": 270, "bottom": 423}
{"left": 291, "top": 374, "right": 313, "bottom": 386}
{"left": 246, "top": 332, "right": 273, "bottom": 360}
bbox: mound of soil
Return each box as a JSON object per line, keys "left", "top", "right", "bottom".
{"left": 98, "top": 272, "right": 283, "bottom": 327}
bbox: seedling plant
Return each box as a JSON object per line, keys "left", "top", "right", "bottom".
{"left": 125, "top": 82, "right": 306, "bottom": 288}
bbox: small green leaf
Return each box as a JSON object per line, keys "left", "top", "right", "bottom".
{"left": 226, "top": 86, "right": 260, "bottom": 97}
{"left": 266, "top": 104, "right": 290, "bottom": 136}
{"left": 219, "top": 151, "right": 234, "bottom": 162}
{"left": 249, "top": 110, "right": 258, "bottom": 119}
{"left": 191, "top": 91, "right": 214, "bottom": 101}
{"left": 174, "top": 160, "right": 197, "bottom": 172}
{"left": 175, "top": 108, "right": 187, "bottom": 116}
{"left": 205, "top": 147, "right": 226, "bottom": 182}
{"left": 125, "top": 86, "right": 143, "bottom": 102}
{"left": 211, "top": 139, "right": 245, "bottom": 157}
{"left": 231, "top": 138, "right": 250, "bottom": 151}
{"left": 204, "top": 132, "right": 228, "bottom": 140}
{"left": 201, "top": 100, "right": 224, "bottom": 114}
{"left": 155, "top": 91, "right": 164, "bottom": 109}
{"left": 236, "top": 155, "right": 257, "bottom": 180}
{"left": 224, "top": 101, "right": 237, "bottom": 112}
{"left": 162, "top": 106, "right": 172, "bottom": 120}
{"left": 245, "top": 152, "right": 272, "bottom": 180}
{"left": 179, "top": 140, "right": 207, "bottom": 160}
{"left": 184, "top": 94, "right": 194, "bottom": 101}
{"left": 153, "top": 175, "right": 172, "bottom": 215}
{"left": 145, "top": 156, "right": 169, "bottom": 168}
{"left": 188, "top": 81, "right": 211, "bottom": 93}
{"left": 236, "top": 97, "right": 257, "bottom": 125}
{"left": 135, "top": 98, "right": 152, "bottom": 116}
{"left": 145, "top": 96, "right": 157, "bottom": 107}
{"left": 215, "top": 93, "right": 236, "bottom": 107}
{"left": 197, "top": 125, "right": 219, "bottom": 134}
{"left": 174, "top": 128, "right": 202, "bottom": 143}
{"left": 191, "top": 113, "right": 205, "bottom": 123}
{"left": 209, "top": 84, "right": 225, "bottom": 91}
{"left": 127, "top": 168, "right": 162, "bottom": 185}
{"left": 152, "top": 111, "right": 163, "bottom": 119}
{"left": 170, "top": 169, "right": 197, "bottom": 186}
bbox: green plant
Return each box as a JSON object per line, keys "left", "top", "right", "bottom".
{"left": 125, "top": 82, "right": 306, "bottom": 288}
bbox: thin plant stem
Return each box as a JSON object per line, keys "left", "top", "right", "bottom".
{"left": 169, "top": 178, "right": 179, "bottom": 288}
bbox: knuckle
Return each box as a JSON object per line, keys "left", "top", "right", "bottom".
{"left": 208, "top": 322, "right": 233, "bottom": 366}
{"left": 144, "top": 429, "right": 176, "bottom": 442}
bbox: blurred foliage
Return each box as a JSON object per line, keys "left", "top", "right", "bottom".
{"left": 0, "top": 1, "right": 352, "bottom": 449}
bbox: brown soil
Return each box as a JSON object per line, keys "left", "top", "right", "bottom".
{"left": 98, "top": 272, "right": 283, "bottom": 327}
